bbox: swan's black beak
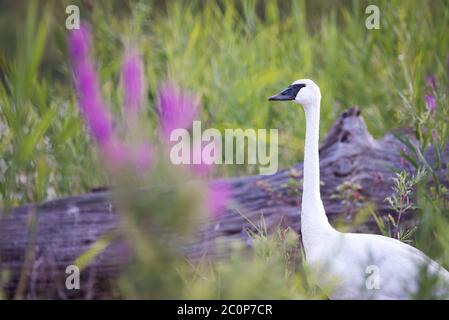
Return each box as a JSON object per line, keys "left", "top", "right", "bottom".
{"left": 268, "top": 83, "right": 305, "bottom": 101}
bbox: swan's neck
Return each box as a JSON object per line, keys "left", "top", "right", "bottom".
{"left": 301, "top": 99, "right": 334, "bottom": 243}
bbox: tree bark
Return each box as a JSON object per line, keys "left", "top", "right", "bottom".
{"left": 1, "top": 107, "right": 447, "bottom": 299}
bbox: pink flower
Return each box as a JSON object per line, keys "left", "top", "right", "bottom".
{"left": 69, "top": 24, "right": 153, "bottom": 172}
{"left": 131, "top": 143, "right": 153, "bottom": 171}
{"left": 68, "top": 23, "right": 91, "bottom": 67}
{"left": 156, "top": 81, "right": 231, "bottom": 216}
{"left": 69, "top": 24, "right": 114, "bottom": 145}
{"left": 157, "top": 81, "right": 199, "bottom": 139}
{"left": 425, "top": 94, "right": 436, "bottom": 113}
{"left": 122, "top": 50, "right": 145, "bottom": 114}
{"left": 101, "top": 138, "right": 129, "bottom": 168}
{"left": 69, "top": 26, "right": 230, "bottom": 211}
{"left": 208, "top": 182, "right": 231, "bottom": 217}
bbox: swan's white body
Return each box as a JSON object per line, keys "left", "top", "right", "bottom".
{"left": 270, "top": 79, "right": 449, "bottom": 299}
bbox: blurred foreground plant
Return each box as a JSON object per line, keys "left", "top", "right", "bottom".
{"left": 68, "top": 23, "right": 237, "bottom": 298}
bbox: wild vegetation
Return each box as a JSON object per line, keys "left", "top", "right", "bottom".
{"left": 0, "top": 0, "right": 448, "bottom": 299}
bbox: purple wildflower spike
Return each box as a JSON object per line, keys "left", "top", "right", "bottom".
{"left": 132, "top": 143, "right": 153, "bottom": 171}
{"left": 68, "top": 24, "right": 114, "bottom": 145}
{"left": 68, "top": 23, "right": 91, "bottom": 67}
{"left": 102, "top": 138, "right": 129, "bottom": 168}
{"left": 157, "top": 81, "right": 199, "bottom": 139}
{"left": 122, "top": 50, "right": 145, "bottom": 114}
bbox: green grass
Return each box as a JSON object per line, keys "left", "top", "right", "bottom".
{"left": 1, "top": 0, "right": 449, "bottom": 299}
{"left": 2, "top": 0, "right": 449, "bottom": 203}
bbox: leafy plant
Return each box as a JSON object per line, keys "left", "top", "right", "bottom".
{"left": 1, "top": 0, "right": 449, "bottom": 299}
{"left": 384, "top": 169, "right": 425, "bottom": 240}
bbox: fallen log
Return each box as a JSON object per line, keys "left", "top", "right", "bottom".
{"left": 1, "top": 107, "right": 447, "bottom": 299}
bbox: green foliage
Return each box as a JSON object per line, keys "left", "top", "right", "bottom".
{"left": 383, "top": 169, "right": 424, "bottom": 240}
{"left": 1, "top": 0, "right": 449, "bottom": 299}
{"left": 185, "top": 218, "right": 326, "bottom": 299}
{"left": 3, "top": 0, "right": 449, "bottom": 201}
{"left": 0, "top": 1, "right": 103, "bottom": 208}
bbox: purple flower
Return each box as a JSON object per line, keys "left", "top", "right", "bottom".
{"left": 68, "top": 24, "right": 114, "bottom": 145}
{"left": 425, "top": 94, "right": 436, "bottom": 113}
{"left": 102, "top": 138, "right": 129, "bottom": 168}
{"left": 101, "top": 139, "right": 153, "bottom": 172}
{"left": 131, "top": 143, "right": 153, "bottom": 171}
{"left": 426, "top": 74, "right": 437, "bottom": 91}
{"left": 122, "top": 50, "right": 145, "bottom": 114}
{"left": 208, "top": 182, "right": 231, "bottom": 217}
{"left": 75, "top": 64, "right": 114, "bottom": 144}
{"left": 157, "top": 81, "right": 199, "bottom": 139}
{"left": 68, "top": 24, "right": 154, "bottom": 173}
{"left": 68, "top": 23, "right": 91, "bottom": 67}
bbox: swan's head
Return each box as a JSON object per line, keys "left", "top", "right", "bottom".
{"left": 268, "top": 79, "right": 321, "bottom": 106}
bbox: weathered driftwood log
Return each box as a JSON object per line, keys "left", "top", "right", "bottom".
{"left": 1, "top": 107, "right": 447, "bottom": 299}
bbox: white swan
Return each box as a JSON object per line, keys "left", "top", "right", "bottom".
{"left": 269, "top": 79, "right": 449, "bottom": 299}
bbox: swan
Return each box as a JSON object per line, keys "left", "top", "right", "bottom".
{"left": 269, "top": 79, "right": 449, "bottom": 299}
